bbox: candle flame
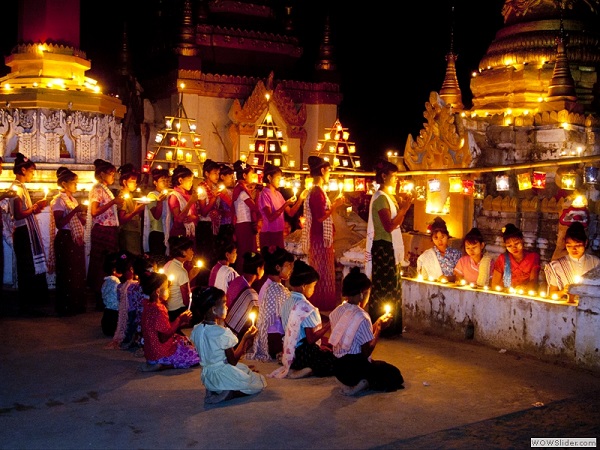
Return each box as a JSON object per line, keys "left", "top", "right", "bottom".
{"left": 384, "top": 304, "right": 392, "bottom": 315}
{"left": 249, "top": 311, "right": 257, "bottom": 326}
{"left": 196, "top": 260, "right": 203, "bottom": 268}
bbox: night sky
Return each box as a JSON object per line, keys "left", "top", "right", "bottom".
{"left": 1, "top": 0, "right": 505, "bottom": 170}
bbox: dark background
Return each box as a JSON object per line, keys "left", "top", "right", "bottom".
{"left": 1, "top": 0, "right": 505, "bottom": 170}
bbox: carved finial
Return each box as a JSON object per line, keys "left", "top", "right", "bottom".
{"left": 176, "top": 0, "right": 198, "bottom": 57}
{"left": 315, "top": 15, "right": 336, "bottom": 72}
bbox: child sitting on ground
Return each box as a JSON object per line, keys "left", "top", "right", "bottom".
{"left": 101, "top": 251, "right": 129, "bottom": 337}
{"left": 190, "top": 286, "right": 266, "bottom": 405}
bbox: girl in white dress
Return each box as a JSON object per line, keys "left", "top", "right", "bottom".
{"left": 190, "top": 286, "right": 266, "bottom": 405}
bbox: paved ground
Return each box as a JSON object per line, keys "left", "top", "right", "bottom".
{"left": 1, "top": 290, "right": 599, "bottom": 449}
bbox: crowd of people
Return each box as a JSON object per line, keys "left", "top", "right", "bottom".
{"left": 2, "top": 151, "right": 599, "bottom": 404}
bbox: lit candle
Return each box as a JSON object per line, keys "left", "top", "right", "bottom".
{"left": 346, "top": 206, "right": 352, "bottom": 214}
{"left": 218, "top": 183, "right": 225, "bottom": 191}
{"left": 83, "top": 200, "right": 89, "bottom": 206}
{"left": 528, "top": 290, "right": 536, "bottom": 297}
{"left": 483, "top": 285, "right": 489, "bottom": 291}
{"left": 495, "top": 286, "right": 502, "bottom": 292}
{"left": 196, "top": 260, "right": 203, "bottom": 268}
{"left": 469, "top": 282, "right": 476, "bottom": 288}
{"left": 459, "top": 279, "right": 467, "bottom": 286}
{"left": 197, "top": 187, "right": 204, "bottom": 196}
{"left": 43, "top": 187, "right": 49, "bottom": 199}
{"left": 384, "top": 304, "right": 391, "bottom": 315}
{"left": 417, "top": 274, "right": 424, "bottom": 281}
{"left": 166, "top": 151, "right": 173, "bottom": 161}
{"left": 185, "top": 152, "right": 192, "bottom": 163}
{"left": 123, "top": 193, "right": 130, "bottom": 199}
{"left": 293, "top": 187, "right": 298, "bottom": 197}
{"left": 162, "top": 189, "right": 169, "bottom": 195}
{"left": 249, "top": 311, "right": 257, "bottom": 327}
{"left": 573, "top": 275, "right": 581, "bottom": 284}
{"left": 440, "top": 277, "right": 448, "bottom": 284}
{"left": 551, "top": 293, "right": 559, "bottom": 300}
{"left": 158, "top": 268, "right": 165, "bottom": 274}
{"left": 140, "top": 196, "right": 148, "bottom": 202}
{"left": 168, "top": 274, "right": 175, "bottom": 283}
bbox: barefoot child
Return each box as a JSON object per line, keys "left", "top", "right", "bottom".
{"left": 190, "top": 286, "right": 266, "bottom": 405}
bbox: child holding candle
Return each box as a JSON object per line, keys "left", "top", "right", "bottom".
{"left": 544, "top": 222, "right": 599, "bottom": 301}
{"left": 491, "top": 223, "right": 540, "bottom": 292}
{"left": 190, "top": 286, "right": 266, "bottom": 405}
{"left": 232, "top": 160, "right": 260, "bottom": 274}
{"left": 48, "top": 167, "right": 87, "bottom": 316}
{"left": 257, "top": 162, "right": 307, "bottom": 249}
{"left": 168, "top": 165, "right": 199, "bottom": 248}
{"left": 143, "top": 167, "right": 170, "bottom": 265}
{"left": 208, "top": 240, "right": 239, "bottom": 295}
{"left": 163, "top": 235, "right": 202, "bottom": 326}
{"left": 216, "top": 164, "right": 235, "bottom": 247}
{"left": 453, "top": 227, "right": 494, "bottom": 287}
{"left": 139, "top": 271, "right": 199, "bottom": 372}
{"left": 10, "top": 152, "right": 50, "bottom": 315}
{"left": 86, "top": 159, "right": 125, "bottom": 311}
{"left": 248, "top": 246, "right": 295, "bottom": 362}
{"left": 117, "top": 163, "right": 146, "bottom": 256}
{"left": 225, "top": 251, "right": 264, "bottom": 343}
{"left": 268, "top": 259, "right": 335, "bottom": 379}
{"left": 329, "top": 267, "right": 404, "bottom": 396}
{"left": 196, "top": 159, "right": 222, "bottom": 269}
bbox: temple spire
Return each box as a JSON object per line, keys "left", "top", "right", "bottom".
{"left": 546, "top": 0, "right": 577, "bottom": 102}
{"left": 176, "top": 0, "right": 198, "bottom": 57}
{"left": 439, "top": 3, "right": 464, "bottom": 111}
{"left": 314, "top": 15, "right": 339, "bottom": 83}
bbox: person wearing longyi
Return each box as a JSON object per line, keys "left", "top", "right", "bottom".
{"left": 491, "top": 223, "right": 540, "bottom": 292}
{"left": 330, "top": 267, "right": 404, "bottom": 396}
{"left": 117, "top": 163, "right": 146, "bottom": 256}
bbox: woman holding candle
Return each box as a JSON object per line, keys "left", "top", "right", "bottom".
{"left": 302, "top": 156, "right": 346, "bottom": 312}
{"left": 10, "top": 152, "right": 50, "bottom": 315}
{"left": 365, "top": 159, "right": 413, "bottom": 336}
{"left": 168, "top": 165, "right": 199, "bottom": 246}
{"left": 190, "top": 286, "right": 266, "bottom": 405}
{"left": 224, "top": 251, "right": 264, "bottom": 342}
{"left": 48, "top": 167, "right": 87, "bottom": 316}
{"left": 117, "top": 163, "right": 146, "bottom": 256}
{"left": 453, "top": 227, "right": 494, "bottom": 287}
{"left": 417, "top": 217, "right": 461, "bottom": 283}
{"left": 330, "top": 267, "right": 404, "bottom": 396}
{"left": 544, "top": 222, "right": 599, "bottom": 301}
{"left": 0, "top": 157, "right": 17, "bottom": 306}
{"left": 248, "top": 246, "right": 295, "bottom": 362}
{"left": 268, "top": 259, "right": 335, "bottom": 379}
{"left": 139, "top": 270, "right": 200, "bottom": 372}
{"left": 232, "top": 160, "right": 260, "bottom": 273}
{"left": 491, "top": 223, "right": 540, "bottom": 292}
{"left": 216, "top": 164, "right": 235, "bottom": 247}
{"left": 257, "top": 162, "right": 307, "bottom": 249}
{"left": 143, "top": 167, "right": 170, "bottom": 265}
{"left": 86, "top": 159, "right": 125, "bottom": 311}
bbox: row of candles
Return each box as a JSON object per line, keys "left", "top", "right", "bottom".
{"left": 413, "top": 273, "right": 579, "bottom": 302}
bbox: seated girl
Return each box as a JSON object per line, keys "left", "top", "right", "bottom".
{"left": 453, "top": 227, "right": 494, "bottom": 287}
{"left": 545, "top": 222, "right": 600, "bottom": 301}
{"left": 190, "top": 286, "right": 266, "bottom": 405}
{"left": 208, "top": 240, "right": 239, "bottom": 295}
{"left": 139, "top": 271, "right": 200, "bottom": 372}
{"left": 416, "top": 217, "right": 461, "bottom": 282}
{"left": 491, "top": 223, "right": 540, "bottom": 292}
{"left": 268, "top": 260, "right": 335, "bottom": 379}
{"left": 329, "top": 267, "right": 404, "bottom": 396}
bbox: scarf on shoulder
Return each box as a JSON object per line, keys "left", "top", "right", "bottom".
{"left": 10, "top": 180, "right": 47, "bottom": 275}
{"left": 268, "top": 292, "right": 317, "bottom": 379}
{"left": 199, "top": 180, "right": 221, "bottom": 234}
{"left": 84, "top": 183, "right": 117, "bottom": 273}
{"left": 417, "top": 248, "right": 444, "bottom": 280}
{"left": 302, "top": 186, "right": 333, "bottom": 254}
{"left": 329, "top": 304, "right": 370, "bottom": 353}
{"left": 365, "top": 189, "right": 405, "bottom": 278}
{"left": 47, "top": 192, "right": 85, "bottom": 273}
{"left": 171, "top": 189, "right": 196, "bottom": 238}
{"left": 143, "top": 190, "right": 170, "bottom": 253}
{"left": 476, "top": 253, "right": 493, "bottom": 287}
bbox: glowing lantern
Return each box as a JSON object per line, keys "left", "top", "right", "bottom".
{"left": 517, "top": 172, "right": 532, "bottom": 190}
{"left": 473, "top": 183, "right": 486, "bottom": 199}
{"left": 584, "top": 167, "right": 598, "bottom": 184}
{"left": 428, "top": 179, "right": 441, "bottom": 192}
{"left": 496, "top": 175, "right": 510, "bottom": 191}
{"left": 561, "top": 172, "right": 577, "bottom": 190}
{"left": 354, "top": 178, "right": 366, "bottom": 191}
{"left": 462, "top": 180, "right": 474, "bottom": 195}
{"left": 344, "top": 178, "right": 354, "bottom": 192}
{"left": 449, "top": 177, "right": 462, "bottom": 193}
{"left": 415, "top": 185, "right": 426, "bottom": 201}
{"left": 533, "top": 172, "right": 546, "bottom": 189}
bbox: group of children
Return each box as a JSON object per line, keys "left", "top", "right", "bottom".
{"left": 416, "top": 216, "right": 599, "bottom": 299}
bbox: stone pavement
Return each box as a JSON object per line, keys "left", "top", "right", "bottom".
{"left": 1, "top": 291, "right": 599, "bottom": 449}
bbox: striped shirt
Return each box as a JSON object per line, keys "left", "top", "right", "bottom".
{"left": 280, "top": 291, "right": 321, "bottom": 347}
{"left": 329, "top": 302, "right": 374, "bottom": 357}
{"left": 225, "top": 276, "right": 258, "bottom": 334}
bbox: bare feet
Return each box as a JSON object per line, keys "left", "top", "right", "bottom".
{"left": 140, "top": 362, "right": 165, "bottom": 372}
{"left": 205, "top": 390, "right": 235, "bottom": 405}
{"left": 287, "top": 367, "right": 313, "bottom": 379}
{"left": 340, "top": 379, "right": 369, "bottom": 396}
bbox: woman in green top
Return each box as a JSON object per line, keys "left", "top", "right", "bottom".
{"left": 365, "top": 159, "right": 413, "bottom": 336}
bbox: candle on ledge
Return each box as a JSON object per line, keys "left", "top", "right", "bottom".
{"left": 459, "top": 279, "right": 467, "bottom": 286}
{"left": 249, "top": 311, "right": 257, "bottom": 327}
